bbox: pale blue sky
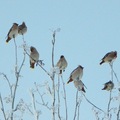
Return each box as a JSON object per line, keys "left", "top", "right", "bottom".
{"left": 0, "top": 0, "right": 120, "bottom": 119}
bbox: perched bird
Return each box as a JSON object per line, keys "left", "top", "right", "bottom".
{"left": 74, "top": 80, "right": 86, "bottom": 93}
{"left": 56, "top": 55, "right": 68, "bottom": 74}
{"left": 102, "top": 81, "right": 114, "bottom": 91}
{"left": 30, "top": 46, "right": 39, "bottom": 68}
{"left": 67, "top": 65, "right": 84, "bottom": 84}
{"left": 18, "top": 22, "right": 27, "bottom": 35}
{"left": 100, "top": 51, "right": 117, "bottom": 65}
{"left": 6, "top": 23, "right": 19, "bottom": 43}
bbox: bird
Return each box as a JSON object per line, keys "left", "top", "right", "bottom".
{"left": 56, "top": 55, "right": 68, "bottom": 74}
{"left": 18, "top": 22, "right": 27, "bottom": 35}
{"left": 100, "top": 51, "right": 117, "bottom": 65}
{"left": 30, "top": 46, "right": 39, "bottom": 68}
{"left": 67, "top": 65, "right": 84, "bottom": 84}
{"left": 6, "top": 23, "right": 19, "bottom": 43}
{"left": 102, "top": 81, "right": 114, "bottom": 91}
{"left": 74, "top": 80, "right": 86, "bottom": 92}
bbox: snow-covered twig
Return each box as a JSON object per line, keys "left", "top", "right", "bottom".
{"left": 34, "top": 83, "right": 51, "bottom": 110}
{"left": 0, "top": 93, "right": 7, "bottom": 120}
{"left": 57, "top": 75, "right": 61, "bottom": 120}
{"left": 109, "top": 63, "right": 119, "bottom": 82}
{"left": 51, "top": 30, "right": 56, "bottom": 120}
{"left": 61, "top": 76, "right": 68, "bottom": 120}
{"left": 73, "top": 90, "right": 78, "bottom": 120}
{"left": 117, "top": 104, "right": 120, "bottom": 120}
{"left": 83, "top": 94, "right": 105, "bottom": 113}
{"left": 0, "top": 73, "right": 12, "bottom": 97}
{"left": 30, "top": 90, "right": 40, "bottom": 120}
{"left": 11, "top": 38, "right": 26, "bottom": 120}
{"left": 107, "top": 91, "right": 112, "bottom": 118}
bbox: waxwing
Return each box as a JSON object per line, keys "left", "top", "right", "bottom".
{"left": 6, "top": 23, "right": 19, "bottom": 43}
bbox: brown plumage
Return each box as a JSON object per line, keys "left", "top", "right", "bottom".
{"left": 18, "top": 22, "right": 27, "bottom": 35}
{"left": 67, "top": 65, "right": 84, "bottom": 84}
{"left": 6, "top": 23, "right": 19, "bottom": 43}
{"left": 30, "top": 46, "right": 39, "bottom": 69}
{"left": 74, "top": 80, "right": 86, "bottom": 93}
{"left": 102, "top": 81, "right": 114, "bottom": 91}
{"left": 56, "top": 55, "right": 68, "bottom": 74}
{"left": 100, "top": 51, "right": 117, "bottom": 65}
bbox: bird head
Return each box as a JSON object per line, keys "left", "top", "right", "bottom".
{"left": 78, "top": 65, "right": 84, "bottom": 69}
{"left": 13, "top": 23, "right": 18, "bottom": 26}
{"left": 30, "top": 46, "right": 35, "bottom": 52}
{"left": 60, "top": 55, "right": 64, "bottom": 59}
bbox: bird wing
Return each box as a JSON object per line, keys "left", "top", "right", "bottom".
{"left": 101, "top": 52, "right": 111, "bottom": 60}
{"left": 70, "top": 66, "right": 78, "bottom": 76}
{"left": 7, "top": 27, "right": 13, "bottom": 37}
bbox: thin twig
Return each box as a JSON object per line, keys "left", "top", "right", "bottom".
{"left": 73, "top": 90, "right": 79, "bottom": 120}
{"left": 52, "top": 31, "right": 55, "bottom": 67}
{"left": 117, "top": 104, "right": 120, "bottom": 120}
{"left": 61, "top": 76, "right": 68, "bottom": 120}
{"left": 83, "top": 94, "right": 105, "bottom": 113}
{"left": 0, "top": 93, "right": 7, "bottom": 120}
{"left": 18, "top": 52, "right": 26, "bottom": 74}
{"left": 11, "top": 38, "right": 19, "bottom": 120}
{"left": 34, "top": 83, "right": 51, "bottom": 110}
{"left": 109, "top": 63, "right": 119, "bottom": 82}
{"left": 57, "top": 75, "right": 61, "bottom": 120}
{"left": 0, "top": 73, "right": 12, "bottom": 97}
{"left": 32, "top": 93, "right": 36, "bottom": 111}
{"left": 107, "top": 90, "right": 112, "bottom": 118}
{"left": 30, "top": 91, "right": 39, "bottom": 120}
{"left": 77, "top": 104, "right": 80, "bottom": 120}
{"left": 24, "top": 103, "right": 34, "bottom": 115}
{"left": 110, "top": 63, "right": 113, "bottom": 82}
{"left": 14, "top": 38, "right": 18, "bottom": 77}
{"left": 11, "top": 38, "right": 26, "bottom": 120}
{"left": 22, "top": 34, "right": 25, "bottom": 43}
{"left": 52, "top": 31, "right": 56, "bottom": 120}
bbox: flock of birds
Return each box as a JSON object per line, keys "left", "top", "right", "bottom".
{"left": 56, "top": 51, "right": 117, "bottom": 93}
{"left": 5, "top": 23, "right": 117, "bottom": 93}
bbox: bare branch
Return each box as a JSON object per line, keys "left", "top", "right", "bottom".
{"left": 107, "top": 91, "right": 112, "bottom": 116}
{"left": 117, "top": 104, "right": 120, "bottom": 120}
{"left": 73, "top": 90, "right": 79, "bottom": 120}
{"left": 77, "top": 97, "right": 81, "bottom": 120}
{"left": 109, "top": 63, "right": 114, "bottom": 82}
{"left": 34, "top": 83, "right": 51, "bottom": 110}
{"left": 61, "top": 76, "right": 68, "bottom": 120}
{"left": 0, "top": 73, "right": 12, "bottom": 97}
{"left": 11, "top": 38, "right": 26, "bottom": 120}
{"left": 52, "top": 30, "right": 55, "bottom": 67}
{"left": 57, "top": 75, "right": 61, "bottom": 120}
{"left": 24, "top": 103, "right": 34, "bottom": 115}
{"left": 14, "top": 38, "right": 18, "bottom": 77}
{"left": 0, "top": 93, "right": 7, "bottom": 120}
{"left": 18, "top": 51, "right": 26, "bottom": 75}
{"left": 51, "top": 31, "right": 56, "bottom": 120}
{"left": 109, "top": 63, "right": 119, "bottom": 82}
{"left": 30, "top": 90, "right": 40, "bottom": 120}
{"left": 83, "top": 93, "right": 105, "bottom": 113}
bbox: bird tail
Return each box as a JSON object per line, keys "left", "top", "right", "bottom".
{"left": 102, "top": 87, "right": 106, "bottom": 90}
{"left": 82, "top": 87, "right": 86, "bottom": 93}
{"left": 30, "top": 62, "right": 35, "bottom": 69}
{"left": 6, "top": 37, "right": 11, "bottom": 43}
{"left": 67, "top": 78, "right": 73, "bottom": 84}
{"left": 100, "top": 61, "right": 104, "bottom": 65}
{"left": 60, "top": 70, "right": 62, "bottom": 74}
